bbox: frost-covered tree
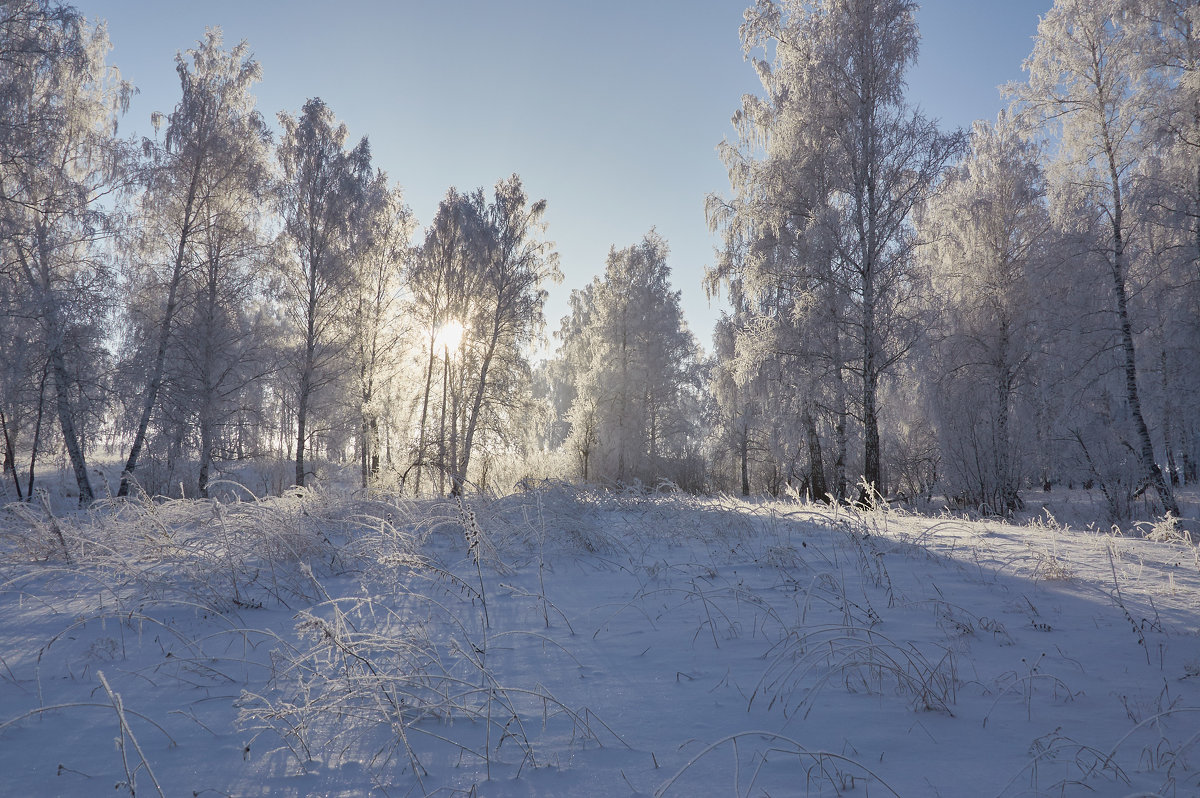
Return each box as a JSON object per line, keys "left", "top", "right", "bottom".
{"left": 710, "top": 0, "right": 961, "bottom": 501}
{"left": 556, "top": 232, "right": 700, "bottom": 487}
{"left": 1014, "top": 0, "right": 1180, "bottom": 516}
{"left": 1134, "top": 0, "right": 1200, "bottom": 485}
{"left": 708, "top": 307, "right": 828, "bottom": 499}
{"left": 0, "top": 272, "right": 40, "bottom": 500}
{"left": 407, "top": 188, "right": 483, "bottom": 494}
{"left": 709, "top": 314, "right": 759, "bottom": 496}
{"left": 348, "top": 173, "right": 413, "bottom": 490}
{"left": 276, "top": 97, "right": 371, "bottom": 488}
{"left": 450, "top": 175, "right": 558, "bottom": 495}
{"left": 1137, "top": 0, "right": 1200, "bottom": 270}
{"left": 405, "top": 177, "right": 557, "bottom": 496}
{"left": 0, "top": 1, "right": 131, "bottom": 504}
{"left": 117, "top": 29, "right": 270, "bottom": 496}
{"left": 919, "top": 115, "right": 1052, "bottom": 514}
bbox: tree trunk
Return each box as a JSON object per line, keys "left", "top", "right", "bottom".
{"left": 414, "top": 335, "right": 437, "bottom": 495}
{"left": 994, "top": 318, "right": 1020, "bottom": 515}
{"left": 862, "top": 366, "right": 882, "bottom": 503}
{"left": 861, "top": 270, "right": 881, "bottom": 504}
{"left": 1107, "top": 155, "right": 1179, "bottom": 517}
{"left": 995, "top": 377, "right": 1015, "bottom": 513}
{"left": 832, "top": 315, "right": 849, "bottom": 502}
{"left": 49, "top": 342, "right": 93, "bottom": 504}
{"left": 438, "top": 348, "right": 449, "bottom": 496}
{"left": 359, "top": 414, "right": 370, "bottom": 490}
{"left": 26, "top": 361, "right": 48, "bottom": 500}
{"left": 1161, "top": 347, "right": 1179, "bottom": 486}
{"left": 1111, "top": 257, "right": 1177, "bottom": 515}
{"left": 198, "top": 400, "right": 214, "bottom": 499}
{"left": 370, "top": 418, "right": 380, "bottom": 475}
{"left": 119, "top": 160, "right": 203, "bottom": 497}
{"left": 0, "top": 410, "right": 22, "bottom": 501}
{"left": 803, "top": 406, "right": 828, "bottom": 502}
{"left": 295, "top": 254, "right": 320, "bottom": 489}
{"left": 295, "top": 368, "right": 309, "bottom": 488}
{"left": 196, "top": 257, "right": 219, "bottom": 500}
{"left": 449, "top": 365, "right": 460, "bottom": 495}
{"left": 740, "top": 419, "right": 750, "bottom": 497}
{"left": 455, "top": 310, "right": 503, "bottom": 497}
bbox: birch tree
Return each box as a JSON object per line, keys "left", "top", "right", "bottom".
{"left": 451, "top": 175, "right": 559, "bottom": 495}
{"left": 556, "top": 232, "right": 699, "bottom": 487}
{"left": 920, "top": 115, "right": 1051, "bottom": 514}
{"left": 276, "top": 97, "right": 371, "bottom": 488}
{"left": 1014, "top": 0, "right": 1180, "bottom": 516}
{"left": 711, "top": 0, "right": 961, "bottom": 501}
{"left": 1136, "top": 0, "right": 1200, "bottom": 484}
{"left": 118, "top": 28, "right": 269, "bottom": 496}
{"left": 0, "top": 1, "right": 131, "bottom": 504}
{"left": 349, "top": 173, "right": 413, "bottom": 489}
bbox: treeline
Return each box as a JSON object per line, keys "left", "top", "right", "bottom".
{"left": 704, "top": 0, "right": 1200, "bottom": 522}
{"left": 0, "top": 6, "right": 564, "bottom": 503}
{"left": 2, "top": 0, "right": 1198, "bottom": 525}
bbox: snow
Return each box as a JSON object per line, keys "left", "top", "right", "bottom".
{"left": 1, "top": 485, "right": 1198, "bottom": 796}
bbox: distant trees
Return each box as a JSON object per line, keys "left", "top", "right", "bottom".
{"left": 0, "top": 10, "right": 562, "bottom": 502}
{"left": 552, "top": 232, "right": 701, "bottom": 488}
{"left": 701, "top": 0, "right": 1200, "bottom": 521}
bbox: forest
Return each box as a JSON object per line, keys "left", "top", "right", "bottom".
{"left": 4, "top": 2, "right": 1200, "bottom": 796}
{"left": 2, "top": 0, "right": 1199, "bottom": 529}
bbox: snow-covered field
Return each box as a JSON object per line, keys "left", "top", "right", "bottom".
{"left": 1, "top": 485, "right": 1198, "bottom": 797}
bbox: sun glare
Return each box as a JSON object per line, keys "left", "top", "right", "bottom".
{"left": 433, "top": 319, "right": 465, "bottom": 353}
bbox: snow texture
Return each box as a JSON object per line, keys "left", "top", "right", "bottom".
{"left": 1, "top": 484, "right": 1198, "bottom": 796}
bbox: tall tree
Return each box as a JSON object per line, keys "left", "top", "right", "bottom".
{"left": 276, "top": 97, "right": 370, "bottom": 488}
{"left": 349, "top": 173, "right": 413, "bottom": 490}
{"left": 920, "top": 115, "right": 1051, "bottom": 514}
{"left": 408, "top": 188, "right": 482, "bottom": 494}
{"left": 451, "top": 175, "right": 559, "bottom": 495}
{"left": 118, "top": 28, "right": 269, "bottom": 496}
{"left": 556, "top": 232, "right": 699, "bottom": 487}
{"left": 712, "top": 0, "right": 961, "bottom": 501}
{"left": 1014, "top": 0, "right": 1180, "bottom": 516}
{"left": 0, "top": 1, "right": 131, "bottom": 504}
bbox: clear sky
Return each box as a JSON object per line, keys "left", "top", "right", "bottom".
{"left": 77, "top": 0, "right": 1051, "bottom": 353}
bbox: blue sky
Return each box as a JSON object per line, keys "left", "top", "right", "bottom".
{"left": 80, "top": 0, "right": 1050, "bottom": 352}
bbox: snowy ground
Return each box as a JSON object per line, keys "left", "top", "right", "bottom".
{"left": 1, "top": 484, "right": 1198, "bottom": 797}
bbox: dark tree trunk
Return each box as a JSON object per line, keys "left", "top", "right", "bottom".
{"left": 49, "top": 342, "right": 93, "bottom": 504}
{"left": 1106, "top": 153, "right": 1179, "bottom": 517}
{"left": 119, "top": 160, "right": 202, "bottom": 498}
{"left": 740, "top": 420, "right": 750, "bottom": 497}
{"left": 295, "top": 373, "right": 309, "bottom": 488}
{"left": 26, "top": 361, "right": 48, "bottom": 500}
{"left": 198, "top": 407, "right": 214, "bottom": 499}
{"left": 804, "top": 407, "right": 828, "bottom": 502}
{"left": 0, "top": 410, "right": 22, "bottom": 501}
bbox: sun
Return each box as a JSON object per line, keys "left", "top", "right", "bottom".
{"left": 433, "top": 319, "right": 464, "bottom": 353}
